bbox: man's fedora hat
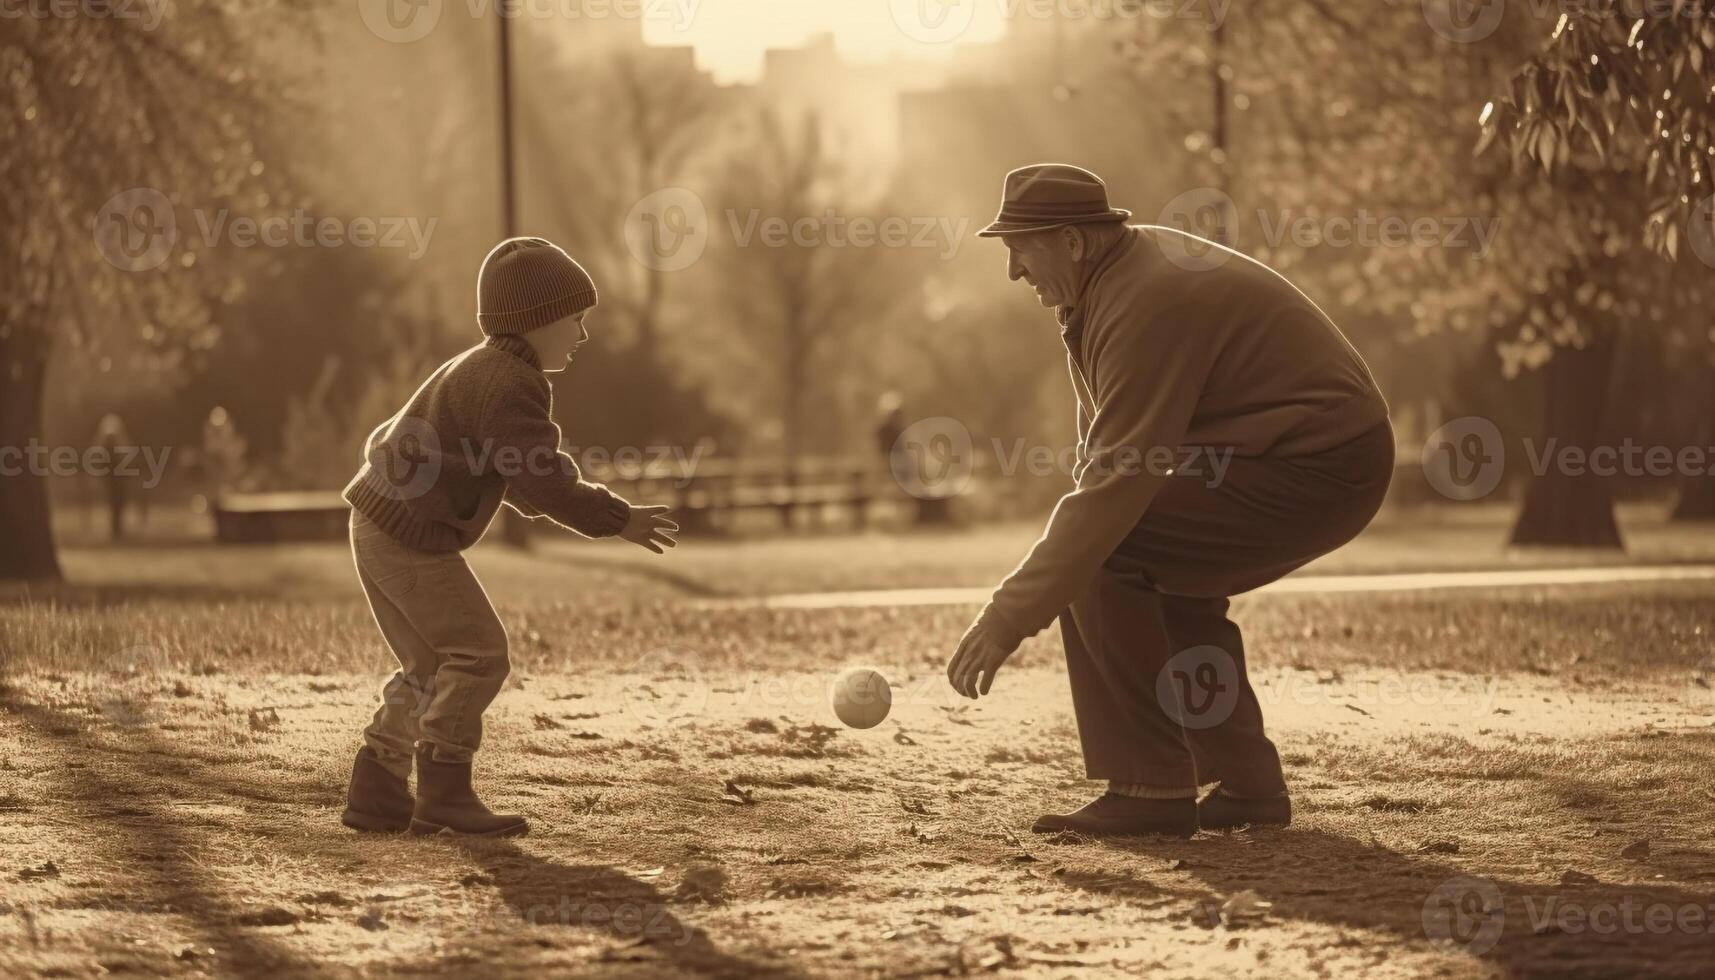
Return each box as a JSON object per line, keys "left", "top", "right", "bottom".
{"left": 975, "top": 163, "right": 1132, "bottom": 237}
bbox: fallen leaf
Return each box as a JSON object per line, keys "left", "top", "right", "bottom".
{"left": 231, "top": 906, "right": 298, "bottom": 927}
{"left": 676, "top": 865, "right": 728, "bottom": 904}
{"left": 356, "top": 910, "right": 387, "bottom": 931}
{"left": 1219, "top": 889, "right": 1273, "bottom": 928}
{"left": 17, "top": 861, "right": 59, "bottom": 881}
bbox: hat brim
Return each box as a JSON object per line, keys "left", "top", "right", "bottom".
{"left": 975, "top": 209, "right": 1131, "bottom": 238}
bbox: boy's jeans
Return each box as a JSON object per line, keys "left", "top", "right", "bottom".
{"left": 350, "top": 510, "right": 510, "bottom": 777}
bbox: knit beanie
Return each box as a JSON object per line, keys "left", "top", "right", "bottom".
{"left": 476, "top": 237, "right": 598, "bottom": 336}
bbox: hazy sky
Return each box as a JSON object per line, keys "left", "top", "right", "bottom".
{"left": 641, "top": 0, "right": 1010, "bottom": 83}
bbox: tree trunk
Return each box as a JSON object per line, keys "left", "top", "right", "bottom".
{"left": 0, "top": 327, "right": 63, "bottom": 581}
{"left": 1509, "top": 339, "right": 1624, "bottom": 548}
{"left": 1675, "top": 476, "right": 1715, "bottom": 521}
{"left": 1671, "top": 375, "right": 1715, "bottom": 521}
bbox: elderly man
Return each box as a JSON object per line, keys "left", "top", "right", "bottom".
{"left": 946, "top": 164, "right": 1392, "bottom": 837}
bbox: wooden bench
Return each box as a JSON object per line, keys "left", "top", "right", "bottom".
{"left": 212, "top": 490, "right": 349, "bottom": 543}
{"left": 211, "top": 457, "right": 886, "bottom": 543}
{"left": 590, "top": 456, "right": 881, "bottom": 534}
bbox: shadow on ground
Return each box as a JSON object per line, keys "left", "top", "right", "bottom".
{"left": 1068, "top": 788, "right": 1715, "bottom": 978}
{"left": 0, "top": 689, "right": 795, "bottom": 978}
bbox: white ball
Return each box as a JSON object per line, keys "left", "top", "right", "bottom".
{"left": 831, "top": 667, "right": 892, "bottom": 729}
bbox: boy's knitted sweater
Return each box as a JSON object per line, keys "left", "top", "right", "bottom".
{"left": 344, "top": 335, "right": 630, "bottom": 551}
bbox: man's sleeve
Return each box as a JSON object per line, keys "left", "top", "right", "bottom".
{"left": 973, "top": 298, "right": 1216, "bottom": 650}
{"left": 480, "top": 378, "right": 631, "bottom": 538}
{"left": 1070, "top": 355, "right": 1092, "bottom": 484}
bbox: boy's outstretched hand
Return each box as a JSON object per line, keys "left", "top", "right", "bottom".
{"left": 619, "top": 504, "right": 679, "bottom": 554}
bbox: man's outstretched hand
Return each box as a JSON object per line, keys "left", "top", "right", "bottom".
{"left": 946, "top": 619, "right": 1014, "bottom": 699}
{"left": 619, "top": 504, "right": 679, "bottom": 554}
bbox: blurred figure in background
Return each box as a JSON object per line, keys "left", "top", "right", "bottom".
{"left": 92, "top": 414, "right": 131, "bottom": 541}
{"left": 201, "top": 406, "right": 247, "bottom": 504}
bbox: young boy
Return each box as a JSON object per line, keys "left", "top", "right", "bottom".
{"left": 340, "top": 236, "right": 679, "bottom": 837}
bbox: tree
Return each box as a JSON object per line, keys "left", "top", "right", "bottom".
{"left": 2, "top": 8, "right": 299, "bottom": 580}
{"left": 525, "top": 43, "right": 734, "bottom": 449}
{"left": 711, "top": 109, "right": 911, "bottom": 466}
{"left": 1114, "top": 1, "right": 1714, "bottom": 545}
{"left": 1479, "top": 7, "right": 1715, "bottom": 528}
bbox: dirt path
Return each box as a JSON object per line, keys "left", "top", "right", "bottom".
{"left": 4, "top": 660, "right": 1713, "bottom": 978}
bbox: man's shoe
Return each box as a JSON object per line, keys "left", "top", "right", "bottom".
{"left": 341, "top": 745, "right": 414, "bottom": 833}
{"left": 1197, "top": 788, "right": 1292, "bottom": 830}
{"left": 409, "top": 745, "right": 528, "bottom": 837}
{"left": 1031, "top": 794, "right": 1197, "bottom": 838}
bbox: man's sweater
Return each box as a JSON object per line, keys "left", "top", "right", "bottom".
{"left": 343, "top": 334, "right": 631, "bottom": 551}
{"left": 973, "top": 224, "right": 1389, "bottom": 650}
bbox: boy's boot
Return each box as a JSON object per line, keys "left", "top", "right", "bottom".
{"left": 409, "top": 744, "right": 528, "bottom": 837}
{"left": 341, "top": 745, "right": 414, "bottom": 833}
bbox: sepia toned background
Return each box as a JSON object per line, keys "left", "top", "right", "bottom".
{"left": 3, "top": 2, "right": 1715, "bottom": 977}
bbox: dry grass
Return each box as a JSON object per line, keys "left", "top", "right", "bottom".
{"left": 2, "top": 526, "right": 1714, "bottom": 977}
